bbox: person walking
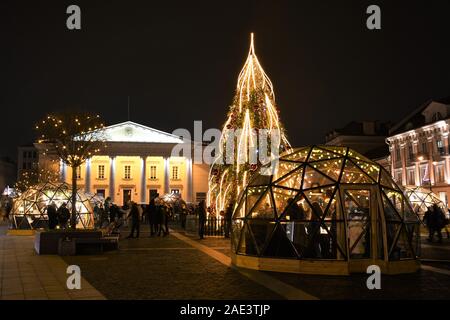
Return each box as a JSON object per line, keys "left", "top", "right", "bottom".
{"left": 126, "top": 202, "right": 140, "bottom": 239}
{"left": 162, "top": 204, "right": 171, "bottom": 236}
{"left": 57, "top": 202, "right": 70, "bottom": 229}
{"left": 47, "top": 202, "right": 58, "bottom": 230}
{"left": 198, "top": 200, "right": 207, "bottom": 240}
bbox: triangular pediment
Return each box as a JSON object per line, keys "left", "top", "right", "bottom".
{"left": 104, "top": 121, "right": 183, "bottom": 143}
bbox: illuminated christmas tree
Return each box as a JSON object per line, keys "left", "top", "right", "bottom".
{"left": 207, "top": 34, "right": 291, "bottom": 213}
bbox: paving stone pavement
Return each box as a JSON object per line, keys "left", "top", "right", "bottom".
{"left": 2, "top": 222, "right": 450, "bottom": 300}
{"left": 0, "top": 225, "right": 105, "bottom": 300}
{"left": 62, "top": 230, "right": 283, "bottom": 300}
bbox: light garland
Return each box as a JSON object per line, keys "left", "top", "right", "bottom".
{"left": 207, "top": 33, "right": 291, "bottom": 214}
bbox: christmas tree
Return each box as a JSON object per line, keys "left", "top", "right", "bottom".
{"left": 207, "top": 34, "right": 291, "bottom": 214}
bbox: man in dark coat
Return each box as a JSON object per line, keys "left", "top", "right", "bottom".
{"left": 147, "top": 198, "right": 157, "bottom": 236}
{"left": 47, "top": 202, "right": 58, "bottom": 230}
{"left": 57, "top": 202, "right": 70, "bottom": 229}
{"left": 126, "top": 202, "right": 140, "bottom": 239}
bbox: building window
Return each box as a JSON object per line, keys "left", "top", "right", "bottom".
{"left": 23, "top": 151, "right": 27, "bottom": 159}
{"left": 150, "top": 166, "right": 157, "bottom": 180}
{"left": 124, "top": 165, "right": 131, "bottom": 179}
{"left": 98, "top": 165, "right": 105, "bottom": 179}
{"left": 439, "top": 192, "right": 448, "bottom": 207}
{"left": 97, "top": 189, "right": 106, "bottom": 198}
{"left": 435, "top": 164, "right": 445, "bottom": 183}
{"left": 437, "top": 140, "right": 445, "bottom": 155}
{"left": 407, "top": 169, "right": 415, "bottom": 185}
{"left": 27, "top": 151, "right": 32, "bottom": 158}
{"left": 171, "top": 166, "right": 179, "bottom": 180}
{"left": 408, "top": 144, "right": 414, "bottom": 160}
{"left": 395, "top": 148, "right": 401, "bottom": 162}
{"left": 22, "top": 162, "right": 27, "bottom": 170}
{"left": 76, "top": 166, "right": 81, "bottom": 179}
{"left": 419, "top": 165, "right": 429, "bottom": 185}
{"left": 196, "top": 192, "right": 207, "bottom": 203}
{"left": 422, "top": 142, "right": 428, "bottom": 154}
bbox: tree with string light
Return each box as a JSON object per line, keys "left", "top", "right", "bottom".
{"left": 207, "top": 34, "right": 291, "bottom": 214}
{"left": 15, "top": 168, "right": 59, "bottom": 193}
{"left": 35, "top": 112, "right": 106, "bottom": 229}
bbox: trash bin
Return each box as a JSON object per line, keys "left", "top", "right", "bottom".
{"left": 58, "top": 237, "right": 76, "bottom": 256}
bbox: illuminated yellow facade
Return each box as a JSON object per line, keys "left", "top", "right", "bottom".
{"left": 37, "top": 121, "right": 209, "bottom": 205}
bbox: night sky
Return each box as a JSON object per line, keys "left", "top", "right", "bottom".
{"left": 2, "top": 0, "right": 450, "bottom": 160}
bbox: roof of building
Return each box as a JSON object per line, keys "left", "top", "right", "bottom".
{"left": 325, "top": 121, "right": 390, "bottom": 142}
{"left": 389, "top": 96, "right": 450, "bottom": 136}
{"left": 103, "top": 121, "right": 184, "bottom": 144}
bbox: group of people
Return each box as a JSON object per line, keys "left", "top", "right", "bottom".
{"left": 46, "top": 202, "right": 71, "bottom": 230}
{"left": 93, "top": 195, "right": 180, "bottom": 239}
{"left": 423, "top": 204, "right": 450, "bottom": 243}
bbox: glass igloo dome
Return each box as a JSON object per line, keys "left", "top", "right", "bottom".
{"left": 231, "top": 146, "right": 421, "bottom": 275}
{"left": 404, "top": 186, "right": 448, "bottom": 219}
{"left": 11, "top": 182, "right": 97, "bottom": 230}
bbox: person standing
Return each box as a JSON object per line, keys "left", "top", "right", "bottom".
{"left": 224, "top": 203, "right": 233, "bottom": 238}
{"left": 47, "top": 202, "right": 58, "bottom": 230}
{"left": 148, "top": 199, "right": 157, "bottom": 236}
{"left": 57, "top": 202, "right": 70, "bottom": 229}
{"left": 126, "top": 202, "right": 140, "bottom": 239}
{"left": 198, "top": 200, "right": 207, "bottom": 240}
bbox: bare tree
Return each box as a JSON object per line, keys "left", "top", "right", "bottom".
{"left": 36, "top": 112, "right": 106, "bottom": 229}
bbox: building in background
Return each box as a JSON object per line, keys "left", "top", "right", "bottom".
{"left": 325, "top": 120, "right": 391, "bottom": 172}
{"left": 17, "top": 144, "right": 39, "bottom": 178}
{"left": 36, "top": 121, "right": 209, "bottom": 206}
{"left": 386, "top": 97, "right": 450, "bottom": 206}
{"left": 0, "top": 157, "right": 16, "bottom": 192}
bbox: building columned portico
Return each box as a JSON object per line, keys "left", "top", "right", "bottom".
{"left": 37, "top": 121, "right": 209, "bottom": 206}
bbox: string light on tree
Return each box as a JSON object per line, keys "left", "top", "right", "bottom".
{"left": 207, "top": 33, "right": 291, "bottom": 214}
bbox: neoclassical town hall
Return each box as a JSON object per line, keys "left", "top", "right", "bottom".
{"left": 35, "top": 121, "right": 209, "bottom": 206}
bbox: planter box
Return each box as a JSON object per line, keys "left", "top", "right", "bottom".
{"left": 34, "top": 230, "right": 103, "bottom": 255}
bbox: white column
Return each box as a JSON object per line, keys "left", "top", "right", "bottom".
{"left": 85, "top": 159, "right": 91, "bottom": 193}
{"left": 109, "top": 156, "right": 116, "bottom": 202}
{"left": 415, "top": 162, "right": 421, "bottom": 187}
{"left": 164, "top": 157, "right": 170, "bottom": 194}
{"left": 400, "top": 144, "right": 407, "bottom": 186}
{"left": 185, "top": 157, "right": 193, "bottom": 202}
{"left": 140, "top": 156, "right": 147, "bottom": 203}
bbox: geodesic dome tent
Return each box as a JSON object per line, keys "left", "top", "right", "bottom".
{"left": 404, "top": 186, "right": 448, "bottom": 219}
{"left": 231, "top": 146, "right": 421, "bottom": 275}
{"left": 11, "top": 182, "right": 96, "bottom": 229}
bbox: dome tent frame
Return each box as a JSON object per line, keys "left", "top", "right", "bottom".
{"left": 11, "top": 181, "right": 96, "bottom": 230}
{"left": 404, "top": 186, "right": 448, "bottom": 219}
{"left": 231, "top": 146, "right": 421, "bottom": 275}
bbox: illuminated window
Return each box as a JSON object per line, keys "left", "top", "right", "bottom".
{"left": 435, "top": 164, "right": 445, "bottom": 183}
{"left": 98, "top": 165, "right": 105, "bottom": 179}
{"left": 171, "top": 166, "right": 179, "bottom": 180}
{"left": 124, "top": 165, "right": 131, "bottom": 179}
{"left": 437, "top": 140, "right": 445, "bottom": 155}
{"left": 150, "top": 166, "right": 157, "bottom": 180}
{"left": 407, "top": 169, "right": 415, "bottom": 185}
